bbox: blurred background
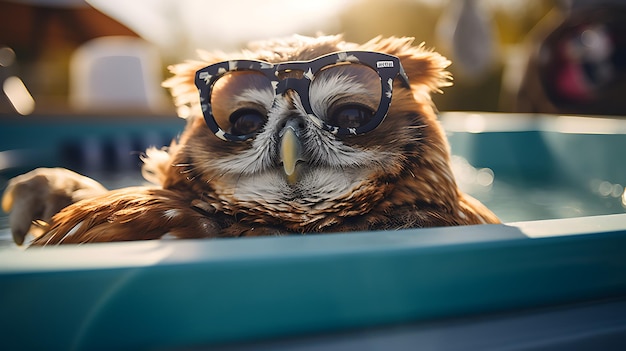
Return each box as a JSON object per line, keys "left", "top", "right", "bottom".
{"left": 1, "top": 0, "right": 626, "bottom": 116}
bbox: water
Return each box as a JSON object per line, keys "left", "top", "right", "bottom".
{"left": 461, "top": 176, "right": 626, "bottom": 222}
{"left": 1, "top": 159, "right": 625, "bottom": 248}
{"left": 450, "top": 155, "right": 626, "bottom": 223}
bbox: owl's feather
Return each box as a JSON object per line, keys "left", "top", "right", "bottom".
{"left": 17, "top": 35, "right": 499, "bottom": 245}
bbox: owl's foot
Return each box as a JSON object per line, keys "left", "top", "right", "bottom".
{"left": 2, "top": 168, "right": 107, "bottom": 245}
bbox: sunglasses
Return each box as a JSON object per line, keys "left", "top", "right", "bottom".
{"left": 194, "top": 51, "right": 410, "bottom": 141}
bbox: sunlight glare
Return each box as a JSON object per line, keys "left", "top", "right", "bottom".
{"left": 3, "top": 76, "right": 35, "bottom": 115}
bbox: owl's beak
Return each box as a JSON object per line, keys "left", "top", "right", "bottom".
{"left": 279, "top": 121, "right": 303, "bottom": 184}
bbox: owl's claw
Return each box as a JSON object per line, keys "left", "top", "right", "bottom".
{"left": 1, "top": 168, "right": 107, "bottom": 245}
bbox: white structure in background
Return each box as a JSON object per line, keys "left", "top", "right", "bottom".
{"left": 69, "top": 36, "right": 166, "bottom": 112}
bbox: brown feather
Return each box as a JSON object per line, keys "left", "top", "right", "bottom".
{"left": 33, "top": 187, "right": 224, "bottom": 245}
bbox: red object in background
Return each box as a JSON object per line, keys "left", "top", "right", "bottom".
{"left": 538, "top": 6, "right": 626, "bottom": 115}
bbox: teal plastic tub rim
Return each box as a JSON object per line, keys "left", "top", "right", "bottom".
{"left": 1, "top": 213, "right": 625, "bottom": 350}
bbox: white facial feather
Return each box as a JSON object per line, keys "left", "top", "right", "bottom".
{"left": 220, "top": 167, "right": 371, "bottom": 211}
{"left": 309, "top": 73, "right": 378, "bottom": 119}
{"left": 233, "top": 87, "right": 274, "bottom": 111}
{"left": 200, "top": 70, "right": 398, "bottom": 208}
{"left": 210, "top": 92, "right": 394, "bottom": 177}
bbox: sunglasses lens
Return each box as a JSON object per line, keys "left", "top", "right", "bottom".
{"left": 309, "top": 64, "right": 382, "bottom": 131}
{"left": 210, "top": 71, "right": 274, "bottom": 136}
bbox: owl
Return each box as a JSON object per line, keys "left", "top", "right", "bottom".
{"left": 2, "top": 35, "right": 499, "bottom": 246}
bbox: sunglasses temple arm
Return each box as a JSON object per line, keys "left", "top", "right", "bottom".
{"left": 398, "top": 65, "right": 411, "bottom": 89}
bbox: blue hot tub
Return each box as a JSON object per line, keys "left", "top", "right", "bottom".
{"left": 0, "top": 112, "right": 625, "bottom": 350}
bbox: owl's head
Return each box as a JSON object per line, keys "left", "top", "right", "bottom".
{"left": 161, "top": 35, "right": 455, "bottom": 231}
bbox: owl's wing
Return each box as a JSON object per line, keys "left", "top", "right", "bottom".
{"left": 458, "top": 193, "right": 501, "bottom": 225}
{"left": 31, "top": 187, "right": 222, "bottom": 245}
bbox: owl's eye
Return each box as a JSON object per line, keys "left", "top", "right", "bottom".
{"left": 229, "top": 109, "right": 266, "bottom": 136}
{"left": 329, "top": 105, "right": 374, "bottom": 129}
